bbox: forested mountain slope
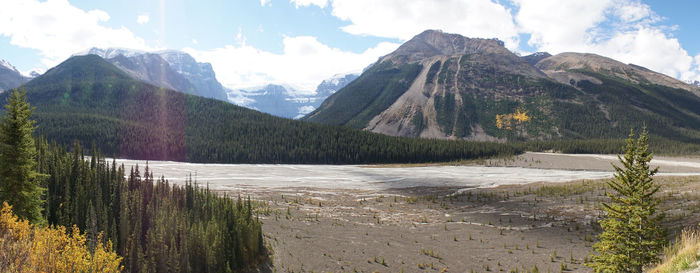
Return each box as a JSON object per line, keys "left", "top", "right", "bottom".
{"left": 305, "top": 30, "right": 700, "bottom": 147}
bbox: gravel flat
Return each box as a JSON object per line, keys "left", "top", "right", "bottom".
{"left": 110, "top": 153, "right": 700, "bottom": 192}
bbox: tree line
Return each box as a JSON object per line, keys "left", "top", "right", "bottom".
{"left": 1, "top": 88, "right": 267, "bottom": 272}
{"left": 36, "top": 138, "right": 266, "bottom": 272}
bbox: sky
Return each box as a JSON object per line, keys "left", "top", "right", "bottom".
{"left": 1, "top": 0, "right": 699, "bottom": 93}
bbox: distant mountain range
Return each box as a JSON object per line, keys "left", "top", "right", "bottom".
{"left": 2, "top": 48, "right": 356, "bottom": 119}
{"left": 306, "top": 30, "right": 700, "bottom": 145}
{"left": 235, "top": 73, "right": 358, "bottom": 119}
{"left": 79, "top": 48, "right": 356, "bottom": 118}
{"left": 12, "top": 54, "right": 511, "bottom": 163}
{"left": 5, "top": 30, "right": 700, "bottom": 149}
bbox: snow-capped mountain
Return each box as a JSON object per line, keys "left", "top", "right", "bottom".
{"left": 0, "top": 59, "right": 31, "bottom": 92}
{"left": 77, "top": 47, "right": 356, "bottom": 116}
{"left": 231, "top": 73, "right": 358, "bottom": 119}
{"left": 314, "top": 73, "right": 359, "bottom": 98}
{"left": 82, "top": 48, "right": 228, "bottom": 101}
{"left": 157, "top": 51, "right": 229, "bottom": 101}
{"left": 107, "top": 53, "right": 196, "bottom": 94}
{"left": 0, "top": 59, "right": 15, "bottom": 71}
{"left": 78, "top": 48, "right": 145, "bottom": 59}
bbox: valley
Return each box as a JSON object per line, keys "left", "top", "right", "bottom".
{"left": 2, "top": 1, "right": 700, "bottom": 272}
{"left": 113, "top": 153, "right": 700, "bottom": 272}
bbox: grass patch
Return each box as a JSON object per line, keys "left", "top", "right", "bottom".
{"left": 650, "top": 229, "right": 700, "bottom": 273}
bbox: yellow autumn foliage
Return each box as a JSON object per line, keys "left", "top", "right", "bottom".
{"left": 496, "top": 109, "right": 531, "bottom": 130}
{"left": 0, "top": 202, "right": 123, "bottom": 273}
{"left": 496, "top": 114, "right": 513, "bottom": 130}
{"left": 512, "top": 109, "right": 531, "bottom": 123}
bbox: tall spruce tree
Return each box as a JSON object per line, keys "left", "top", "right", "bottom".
{"left": 0, "top": 88, "right": 45, "bottom": 223}
{"left": 588, "top": 128, "right": 666, "bottom": 273}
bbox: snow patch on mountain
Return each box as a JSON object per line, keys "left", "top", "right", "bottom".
{"left": 0, "top": 59, "right": 18, "bottom": 72}
{"left": 80, "top": 47, "right": 146, "bottom": 59}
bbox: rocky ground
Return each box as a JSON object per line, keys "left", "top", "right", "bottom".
{"left": 114, "top": 153, "right": 700, "bottom": 272}
{"left": 237, "top": 175, "right": 700, "bottom": 273}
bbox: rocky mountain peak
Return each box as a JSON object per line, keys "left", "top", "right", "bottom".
{"left": 380, "top": 30, "right": 512, "bottom": 64}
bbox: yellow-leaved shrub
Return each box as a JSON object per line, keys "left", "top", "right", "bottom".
{"left": 0, "top": 202, "right": 123, "bottom": 273}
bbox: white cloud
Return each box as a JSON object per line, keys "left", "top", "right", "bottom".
{"left": 260, "top": 0, "right": 271, "bottom": 7}
{"left": 592, "top": 27, "right": 696, "bottom": 80}
{"left": 695, "top": 55, "right": 700, "bottom": 77}
{"left": 184, "top": 36, "right": 399, "bottom": 93}
{"left": 290, "top": 0, "right": 328, "bottom": 9}
{"left": 0, "top": 0, "right": 152, "bottom": 69}
{"left": 514, "top": 0, "right": 611, "bottom": 53}
{"left": 513, "top": 0, "right": 700, "bottom": 82}
{"left": 137, "top": 13, "right": 150, "bottom": 24}
{"left": 324, "top": 0, "right": 520, "bottom": 50}
{"left": 298, "top": 0, "right": 699, "bottom": 82}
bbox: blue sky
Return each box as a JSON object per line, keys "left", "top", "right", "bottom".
{"left": 1, "top": 0, "right": 699, "bottom": 92}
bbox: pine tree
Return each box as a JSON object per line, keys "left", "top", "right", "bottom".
{"left": 588, "top": 128, "right": 666, "bottom": 273}
{"left": 0, "top": 88, "right": 46, "bottom": 223}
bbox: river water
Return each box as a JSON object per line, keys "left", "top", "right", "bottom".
{"left": 108, "top": 158, "right": 647, "bottom": 191}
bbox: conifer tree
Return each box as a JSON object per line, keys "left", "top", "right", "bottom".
{"left": 0, "top": 88, "right": 45, "bottom": 223}
{"left": 588, "top": 128, "right": 666, "bottom": 273}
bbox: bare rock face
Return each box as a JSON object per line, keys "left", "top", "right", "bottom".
{"left": 308, "top": 30, "right": 552, "bottom": 140}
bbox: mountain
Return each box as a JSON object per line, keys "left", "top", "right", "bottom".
{"left": 105, "top": 53, "right": 197, "bottom": 94}
{"left": 157, "top": 50, "right": 229, "bottom": 100}
{"left": 236, "top": 73, "right": 358, "bottom": 119}
{"left": 18, "top": 54, "right": 516, "bottom": 164}
{"left": 83, "top": 48, "right": 229, "bottom": 101}
{"left": 522, "top": 52, "right": 552, "bottom": 66}
{"left": 0, "top": 59, "right": 31, "bottom": 92}
{"left": 305, "top": 30, "right": 700, "bottom": 146}
{"left": 535, "top": 52, "right": 699, "bottom": 94}
{"left": 316, "top": 73, "right": 359, "bottom": 98}
{"left": 83, "top": 47, "right": 356, "bottom": 117}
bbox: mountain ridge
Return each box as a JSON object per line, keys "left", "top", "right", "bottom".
{"left": 0, "top": 59, "right": 32, "bottom": 92}
{"left": 306, "top": 30, "right": 700, "bottom": 145}
{"left": 82, "top": 48, "right": 229, "bottom": 100}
